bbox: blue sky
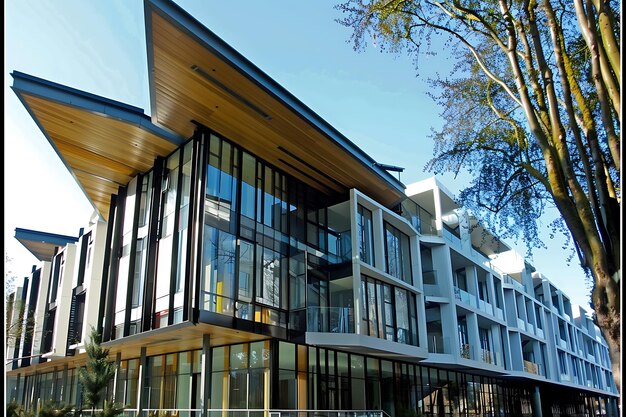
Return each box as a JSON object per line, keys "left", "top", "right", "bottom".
{"left": 4, "top": 0, "right": 594, "bottom": 309}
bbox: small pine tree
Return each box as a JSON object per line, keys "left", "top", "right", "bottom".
{"left": 78, "top": 328, "right": 124, "bottom": 417}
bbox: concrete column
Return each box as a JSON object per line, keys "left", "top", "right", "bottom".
{"left": 466, "top": 313, "right": 480, "bottom": 360}
{"left": 349, "top": 191, "right": 362, "bottom": 335}
{"left": 372, "top": 208, "right": 385, "bottom": 270}
{"left": 531, "top": 385, "right": 543, "bottom": 417}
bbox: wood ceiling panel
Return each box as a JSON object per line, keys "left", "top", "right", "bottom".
{"left": 24, "top": 95, "right": 175, "bottom": 170}
{"left": 20, "top": 93, "right": 180, "bottom": 219}
{"left": 152, "top": 57, "right": 345, "bottom": 193}
{"left": 149, "top": 11, "right": 404, "bottom": 206}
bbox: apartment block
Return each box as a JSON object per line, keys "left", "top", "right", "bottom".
{"left": 5, "top": 1, "right": 619, "bottom": 416}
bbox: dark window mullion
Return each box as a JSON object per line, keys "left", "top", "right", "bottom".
{"left": 168, "top": 148, "right": 186, "bottom": 326}
{"left": 184, "top": 132, "right": 202, "bottom": 323}
{"left": 98, "top": 194, "right": 118, "bottom": 339}
{"left": 192, "top": 130, "right": 210, "bottom": 321}
{"left": 143, "top": 157, "right": 165, "bottom": 332}
{"left": 124, "top": 174, "right": 144, "bottom": 336}
{"left": 103, "top": 187, "right": 127, "bottom": 341}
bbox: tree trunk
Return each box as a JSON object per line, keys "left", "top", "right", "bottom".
{"left": 592, "top": 264, "right": 621, "bottom": 393}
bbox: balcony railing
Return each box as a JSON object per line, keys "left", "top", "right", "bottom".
{"left": 503, "top": 274, "right": 527, "bottom": 294}
{"left": 458, "top": 344, "right": 502, "bottom": 366}
{"left": 307, "top": 307, "right": 353, "bottom": 333}
{"left": 423, "top": 284, "right": 442, "bottom": 297}
{"left": 454, "top": 287, "right": 477, "bottom": 307}
{"left": 427, "top": 335, "right": 449, "bottom": 354}
{"left": 460, "top": 343, "right": 472, "bottom": 359}
{"left": 523, "top": 360, "right": 544, "bottom": 376}
{"left": 442, "top": 226, "right": 462, "bottom": 250}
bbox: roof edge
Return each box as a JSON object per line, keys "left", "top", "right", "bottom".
{"left": 11, "top": 71, "right": 185, "bottom": 147}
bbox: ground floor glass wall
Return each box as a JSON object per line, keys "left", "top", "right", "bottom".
{"left": 6, "top": 339, "right": 617, "bottom": 417}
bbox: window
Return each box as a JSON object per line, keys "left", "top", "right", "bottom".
{"left": 357, "top": 205, "right": 374, "bottom": 266}
{"left": 360, "top": 276, "right": 418, "bottom": 346}
{"left": 384, "top": 223, "right": 412, "bottom": 284}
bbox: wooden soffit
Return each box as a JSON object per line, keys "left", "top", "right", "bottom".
{"left": 145, "top": 0, "right": 405, "bottom": 206}
{"left": 11, "top": 71, "right": 185, "bottom": 221}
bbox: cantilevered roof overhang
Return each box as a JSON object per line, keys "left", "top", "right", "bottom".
{"left": 14, "top": 228, "right": 79, "bottom": 262}
{"left": 144, "top": 0, "right": 406, "bottom": 206}
{"left": 11, "top": 71, "right": 185, "bottom": 221}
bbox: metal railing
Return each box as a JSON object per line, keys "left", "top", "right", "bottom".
{"left": 137, "top": 410, "right": 390, "bottom": 417}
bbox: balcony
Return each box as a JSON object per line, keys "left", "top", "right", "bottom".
{"left": 307, "top": 307, "right": 353, "bottom": 333}
{"left": 458, "top": 344, "right": 502, "bottom": 366}
{"left": 423, "top": 284, "right": 443, "bottom": 297}
{"left": 460, "top": 343, "right": 472, "bottom": 359}
{"left": 442, "top": 226, "right": 462, "bottom": 250}
{"left": 523, "top": 360, "right": 544, "bottom": 376}
{"left": 477, "top": 299, "right": 493, "bottom": 315}
{"left": 427, "top": 335, "right": 450, "bottom": 354}
{"left": 454, "top": 287, "right": 477, "bottom": 308}
{"left": 503, "top": 274, "right": 526, "bottom": 294}
{"left": 480, "top": 348, "right": 500, "bottom": 366}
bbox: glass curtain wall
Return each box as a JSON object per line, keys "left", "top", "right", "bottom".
{"left": 359, "top": 276, "right": 419, "bottom": 346}
{"left": 103, "top": 126, "right": 353, "bottom": 338}
{"left": 199, "top": 129, "right": 346, "bottom": 330}
{"left": 383, "top": 223, "right": 412, "bottom": 284}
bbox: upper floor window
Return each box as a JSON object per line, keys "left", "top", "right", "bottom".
{"left": 357, "top": 205, "right": 374, "bottom": 266}
{"left": 49, "top": 250, "right": 66, "bottom": 304}
{"left": 384, "top": 222, "right": 412, "bottom": 284}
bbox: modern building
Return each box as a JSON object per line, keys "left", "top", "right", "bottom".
{"left": 5, "top": 1, "right": 619, "bottom": 416}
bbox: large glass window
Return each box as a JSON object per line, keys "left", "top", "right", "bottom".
{"left": 154, "top": 151, "right": 181, "bottom": 327}
{"left": 144, "top": 351, "right": 199, "bottom": 412}
{"left": 201, "top": 226, "right": 236, "bottom": 315}
{"left": 384, "top": 223, "right": 412, "bottom": 284}
{"left": 360, "top": 276, "right": 419, "bottom": 346}
{"left": 357, "top": 205, "right": 374, "bottom": 266}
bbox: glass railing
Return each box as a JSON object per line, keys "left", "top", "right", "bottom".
{"left": 502, "top": 274, "right": 526, "bottom": 293}
{"left": 477, "top": 299, "right": 493, "bottom": 315}
{"left": 307, "top": 307, "right": 354, "bottom": 333}
{"left": 400, "top": 200, "right": 437, "bottom": 236}
{"left": 494, "top": 307, "right": 504, "bottom": 320}
{"left": 516, "top": 318, "right": 526, "bottom": 331}
{"left": 535, "top": 327, "right": 544, "bottom": 339}
{"left": 327, "top": 231, "right": 352, "bottom": 264}
{"left": 423, "top": 284, "right": 442, "bottom": 297}
{"left": 454, "top": 287, "right": 497, "bottom": 318}
{"left": 442, "top": 227, "right": 462, "bottom": 250}
{"left": 523, "top": 360, "right": 544, "bottom": 375}
{"left": 454, "top": 287, "right": 477, "bottom": 308}
{"left": 421, "top": 270, "right": 438, "bottom": 286}
{"left": 458, "top": 344, "right": 502, "bottom": 366}
{"left": 459, "top": 343, "right": 472, "bottom": 359}
{"left": 427, "top": 335, "right": 449, "bottom": 354}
